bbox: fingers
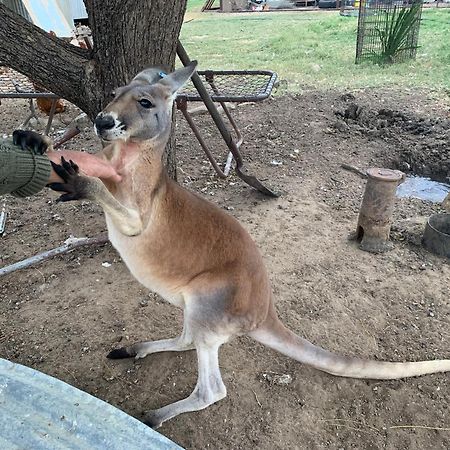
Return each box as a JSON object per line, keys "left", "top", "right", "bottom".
{"left": 48, "top": 150, "right": 119, "bottom": 182}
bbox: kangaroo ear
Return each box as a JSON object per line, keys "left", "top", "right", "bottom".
{"left": 132, "top": 67, "right": 168, "bottom": 86}
{"left": 159, "top": 61, "right": 197, "bottom": 95}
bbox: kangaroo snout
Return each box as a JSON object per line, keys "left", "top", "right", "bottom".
{"left": 94, "top": 113, "right": 115, "bottom": 133}
{"left": 94, "top": 112, "right": 128, "bottom": 141}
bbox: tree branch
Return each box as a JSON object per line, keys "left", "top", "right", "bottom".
{"left": 0, "top": 1, "right": 187, "bottom": 122}
{"left": 0, "top": 4, "right": 93, "bottom": 112}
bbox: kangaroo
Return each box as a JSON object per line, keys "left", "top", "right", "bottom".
{"left": 49, "top": 62, "right": 450, "bottom": 429}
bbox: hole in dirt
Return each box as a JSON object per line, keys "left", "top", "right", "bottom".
{"left": 334, "top": 101, "right": 450, "bottom": 187}
{"left": 356, "top": 225, "right": 364, "bottom": 241}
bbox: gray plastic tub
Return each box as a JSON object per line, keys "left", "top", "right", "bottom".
{"left": 0, "top": 358, "right": 182, "bottom": 450}
{"left": 422, "top": 213, "right": 450, "bottom": 259}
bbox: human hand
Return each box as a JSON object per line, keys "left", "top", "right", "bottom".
{"left": 47, "top": 150, "right": 121, "bottom": 184}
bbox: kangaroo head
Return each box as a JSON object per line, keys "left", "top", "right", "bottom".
{"left": 94, "top": 61, "right": 197, "bottom": 143}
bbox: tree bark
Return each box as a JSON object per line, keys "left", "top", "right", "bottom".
{"left": 0, "top": 0, "right": 187, "bottom": 177}
{"left": 83, "top": 0, "right": 187, "bottom": 117}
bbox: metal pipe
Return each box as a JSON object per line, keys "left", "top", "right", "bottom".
{"left": 44, "top": 98, "right": 58, "bottom": 135}
{"left": 177, "top": 99, "right": 227, "bottom": 178}
{"left": 355, "top": 168, "right": 405, "bottom": 253}
{"left": 176, "top": 42, "right": 241, "bottom": 162}
{"left": 176, "top": 41, "right": 278, "bottom": 197}
{"left": 0, "top": 93, "right": 59, "bottom": 99}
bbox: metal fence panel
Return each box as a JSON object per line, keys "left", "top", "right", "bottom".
{"left": 356, "top": 0, "right": 423, "bottom": 64}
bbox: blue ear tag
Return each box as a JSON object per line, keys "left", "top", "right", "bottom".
{"left": 158, "top": 71, "right": 167, "bottom": 79}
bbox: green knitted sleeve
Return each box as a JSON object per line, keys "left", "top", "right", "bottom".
{"left": 0, "top": 139, "right": 52, "bottom": 197}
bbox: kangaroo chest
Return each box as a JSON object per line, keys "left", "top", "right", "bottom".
{"left": 105, "top": 214, "right": 185, "bottom": 308}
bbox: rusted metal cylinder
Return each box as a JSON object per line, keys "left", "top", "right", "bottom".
{"left": 356, "top": 168, "right": 405, "bottom": 253}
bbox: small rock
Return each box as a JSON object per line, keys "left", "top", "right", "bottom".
{"left": 332, "top": 120, "right": 350, "bottom": 132}
{"left": 139, "top": 298, "right": 149, "bottom": 307}
{"left": 261, "top": 372, "right": 292, "bottom": 385}
{"left": 398, "top": 161, "right": 411, "bottom": 172}
{"left": 344, "top": 103, "right": 362, "bottom": 120}
{"left": 340, "top": 93, "right": 355, "bottom": 102}
{"left": 270, "top": 160, "right": 283, "bottom": 166}
{"left": 102, "top": 262, "right": 112, "bottom": 268}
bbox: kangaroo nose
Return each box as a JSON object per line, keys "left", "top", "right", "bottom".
{"left": 95, "top": 114, "right": 115, "bottom": 132}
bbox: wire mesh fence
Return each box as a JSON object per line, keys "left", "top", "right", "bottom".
{"left": 179, "top": 70, "right": 278, "bottom": 102}
{"left": 356, "top": 0, "right": 424, "bottom": 64}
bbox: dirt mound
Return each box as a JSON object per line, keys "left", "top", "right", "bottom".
{"left": 333, "top": 96, "right": 450, "bottom": 182}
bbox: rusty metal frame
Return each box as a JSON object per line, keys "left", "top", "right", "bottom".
{"left": 204, "top": 71, "right": 244, "bottom": 176}
{"left": 177, "top": 69, "right": 278, "bottom": 103}
{"left": 176, "top": 42, "right": 278, "bottom": 197}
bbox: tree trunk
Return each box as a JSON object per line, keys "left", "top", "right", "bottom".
{"left": 83, "top": 0, "right": 187, "bottom": 118}
{"left": 0, "top": 0, "right": 187, "bottom": 177}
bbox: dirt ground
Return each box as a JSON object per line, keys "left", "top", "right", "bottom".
{"left": 1, "top": 87, "right": 450, "bottom": 450}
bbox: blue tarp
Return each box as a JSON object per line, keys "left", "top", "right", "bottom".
{"left": 22, "top": 0, "right": 73, "bottom": 36}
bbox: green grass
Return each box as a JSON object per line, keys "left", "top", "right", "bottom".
{"left": 186, "top": 0, "right": 206, "bottom": 12}
{"left": 181, "top": 5, "right": 450, "bottom": 91}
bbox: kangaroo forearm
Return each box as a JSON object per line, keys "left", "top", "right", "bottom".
{"left": 83, "top": 177, "right": 143, "bottom": 236}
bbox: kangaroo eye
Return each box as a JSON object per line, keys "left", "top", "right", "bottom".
{"left": 139, "top": 99, "right": 154, "bottom": 109}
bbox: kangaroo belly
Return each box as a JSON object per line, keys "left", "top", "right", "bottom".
{"left": 105, "top": 215, "right": 185, "bottom": 307}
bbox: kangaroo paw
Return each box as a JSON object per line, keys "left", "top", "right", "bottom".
{"left": 13, "top": 130, "right": 52, "bottom": 154}
{"left": 48, "top": 157, "right": 91, "bottom": 202}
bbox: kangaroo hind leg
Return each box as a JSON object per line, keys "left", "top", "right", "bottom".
{"left": 107, "top": 321, "right": 195, "bottom": 360}
{"left": 144, "top": 339, "right": 227, "bottom": 429}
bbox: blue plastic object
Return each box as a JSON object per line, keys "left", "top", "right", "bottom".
{"left": 0, "top": 358, "right": 182, "bottom": 450}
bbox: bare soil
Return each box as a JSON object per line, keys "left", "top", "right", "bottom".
{"left": 1, "top": 88, "right": 450, "bottom": 450}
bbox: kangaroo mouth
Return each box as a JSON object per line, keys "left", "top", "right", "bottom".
{"left": 95, "top": 123, "right": 128, "bottom": 142}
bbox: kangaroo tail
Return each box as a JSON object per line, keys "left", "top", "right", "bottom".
{"left": 249, "top": 312, "right": 450, "bottom": 380}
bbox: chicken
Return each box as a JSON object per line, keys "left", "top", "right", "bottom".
{"left": 32, "top": 82, "right": 65, "bottom": 115}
